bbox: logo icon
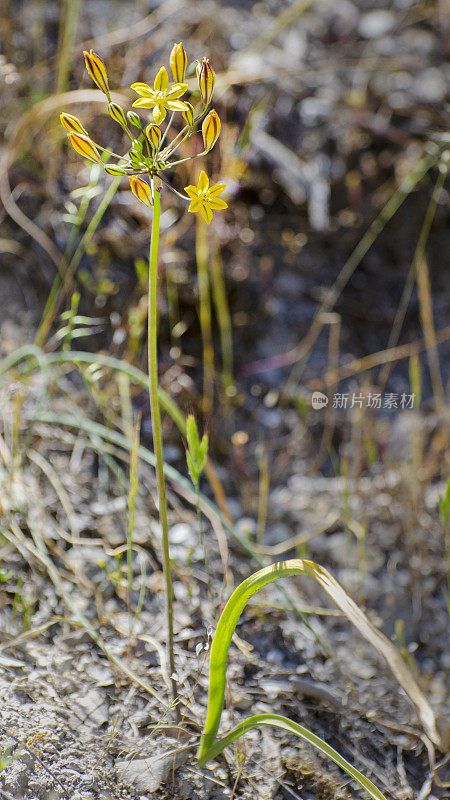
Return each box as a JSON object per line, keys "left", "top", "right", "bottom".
{"left": 311, "top": 391, "right": 328, "bottom": 409}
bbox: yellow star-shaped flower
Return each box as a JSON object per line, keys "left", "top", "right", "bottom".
{"left": 131, "top": 66, "right": 188, "bottom": 125}
{"left": 184, "top": 171, "right": 228, "bottom": 225}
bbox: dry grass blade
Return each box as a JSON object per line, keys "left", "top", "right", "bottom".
{"left": 2, "top": 519, "right": 169, "bottom": 711}
{"left": 416, "top": 252, "right": 446, "bottom": 410}
{"left": 324, "top": 325, "right": 450, "bottom": 385}
{"left": 310, "top": 562, "right": 444, "bottom": 748}
{"left": 0, "top": 346, "right": 232, "bottom": 520}
{"left": 252, "top": 512, "right": 339, "bottom": 556}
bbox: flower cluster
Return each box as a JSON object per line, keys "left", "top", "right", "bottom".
{"left": 61, "top": 46, "right": 227, "bottom": 224}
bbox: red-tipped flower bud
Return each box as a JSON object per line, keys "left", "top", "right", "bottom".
{"left": 145, "top": 123, "right": 162, "bottom": 151}
{"left": 202, "top": 109, "right": 221, "bottom": 152}
{"left": 196, "top": 58, "right": 215, "bottom": 106}
{"left": 83, "top": 50, "right": 110, "bottom": 98}
{"left": 170, "top": 42, "right": 188, "bottom": 84}
{"left": 60, "top": 113, "right": 87, "bottom": 135}
{"left": 67, "top": 132, "right": 102, "bottom": 163}
{"left": 129, "top": 175, "right": 153, "bottom": 207}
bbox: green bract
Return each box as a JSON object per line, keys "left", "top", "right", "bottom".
{"left": 185, "top": 414, "right": 208, "bottom": 488}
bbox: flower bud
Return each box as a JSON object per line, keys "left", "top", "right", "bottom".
{"left": 182, "top": 102, "right": 195, "bottom": 129}
{"left": 60, "top": 113, "right": 87, "bottom": 135}
{"left": 83, "top": 50, "right": 110, "bottom": 98}
{"left": 127, "top": 111, "right": 142, "bottom": 129}
{"left": 170, "top": 42, "right": 188, "bottom": 84}
{"left": 109, "top": 103, "right": 128, "bottom": 129}
{"left": 67, "top": 132, "right": 102, "bottom": 163}
{"left": 202, "top": 109, "right": 221, "bottom": 152}
{"left": 196, "top": 58, "right": 215, "bottom": 106}
{"left": 104, "top": 164, "right": 128, "bottom": 175}
{"left": 145, "top": 123, "right": 162, "bottom": 151}
{"left": 129, "top": 175, "right": 153, "bottom": 207}
{"left": 129, "top": 146, "right": 143, "bottom": 167}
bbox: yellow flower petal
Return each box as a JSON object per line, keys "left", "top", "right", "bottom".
{"left": 207, "top": 197, "right": 228, "bottom": 210}
{"left": 208, "top": 182, "right": 227, "bottom": 197}
{"left": 166, "top": 83, "right": 188, "bottom": 100}
{"left": 132, "top": 98, "right": 156, "bottom": 108}
{"left": 197, "top": 171, "right": 209, "bottom": 192}
{"left": 184, "top": 186, "right": 199, "bottom": 199}
{"left": 130, "top": 82, "right": 154, "bottom": 96}
{"left": 200, "top": 203, "right": 213, "bottom": 224}
{"left": 152, "top": 104, "right": 167, "bottom": 124}
{"left": 188, "top": 198, "right": 202, "bottom": 213}
{"left": 154, "top": 66, "right": 168, "bottom": 92}
{"left": 167, "top": 100, "right": 189, "bottom": 112}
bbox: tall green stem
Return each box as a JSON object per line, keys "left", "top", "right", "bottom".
{"left": 148, "top": 189, "right": 178, "bottom": 710}
{"left": 195, "top": 214, "right": 214, "bottom": 413}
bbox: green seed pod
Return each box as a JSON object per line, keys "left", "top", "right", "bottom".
{"left": 104, "top": 164, "right": 128, "bottom": 175}
{"left": 129, "top": 149, "right": 144, "bottom": 168}
{"left": 127, "top": 111, "right": 143, "bottom": 129}
{"left": 109, "top": 103, "right": 128, "bottom": 129}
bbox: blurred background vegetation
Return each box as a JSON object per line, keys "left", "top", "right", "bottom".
{"left": 0, "top": 1, "right": 449, "bottom": 797}
{"left": 1, "top": 0, "right": 449, "bottom": 468}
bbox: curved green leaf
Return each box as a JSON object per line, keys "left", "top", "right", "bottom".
{"left": 197, "top": 559, "right": 441, "bottom": 788}
{"left": 199, "top": 713, "right": 387, "bottom": 800}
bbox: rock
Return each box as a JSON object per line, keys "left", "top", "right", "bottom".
{"left": 68, "top": 687, "right": 109, "bottom": 728}
{"left": 116, "top": 749, "right": 188, "bottom": 793}
{"left": 412, "top": 68, "right": 447, "bottom": 103}
{"left": 359, "top": 11, "right": 395, "bottom": 38}
{"left": 1, "top": 760, "right": 29, "bottom": 797}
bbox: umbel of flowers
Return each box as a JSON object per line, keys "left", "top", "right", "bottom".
{"left": 61, "top": 45, "right": 227, "bottom": 224}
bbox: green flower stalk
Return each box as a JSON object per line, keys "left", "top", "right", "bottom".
{"left": 61, "top": 44, "right": 228, "bottom": 712}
